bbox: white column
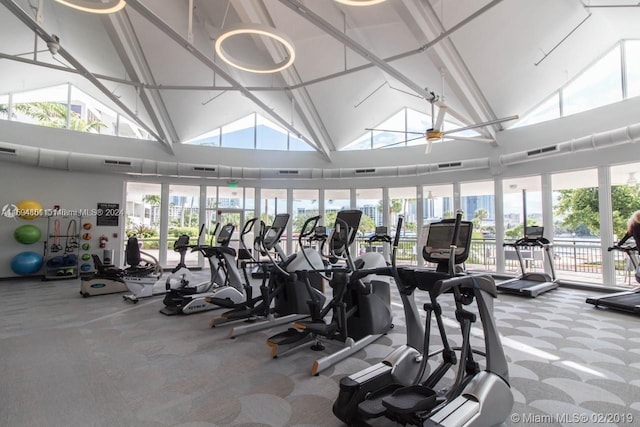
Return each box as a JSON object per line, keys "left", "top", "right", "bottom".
{"left": 494, "top": 178, "right": 505, "bottom": 273}
{"left": 159, "top": 183, "right": 170, "bottom": 267}
{"left": 598, "top": 166, "right": 615, "bottom": 286}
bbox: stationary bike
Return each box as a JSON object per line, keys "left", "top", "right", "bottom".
{"left": 160, "top": 222, "right": 245, "bottom": 315}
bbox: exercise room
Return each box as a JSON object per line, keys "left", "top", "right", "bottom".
{"left": 1, "top": 1, "right": 640, "bottom": 426}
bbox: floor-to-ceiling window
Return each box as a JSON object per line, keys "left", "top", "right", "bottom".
{"left": 125, "top": 182, "right": 162, "bottom": 261}
{"left": 502, "top": 176, "right": 544, "bottom": 275}
{"left": 166, "top": 185, "right": 201, "bottom": 268}
{"left": 552, "top": 169, "right": 601, "bottom": 284}
{"left": 388, "top": 186, "right": 417, "bottom": 264}
{"left": 460, "top": 180, "right": 495, "bottom": 271}
{"left": 609, "top": 163, "right": 640, "bottom": 286}
{"left": 324, "top": 189, "right": 351, "bottom": 226}
{"left": 292, "top": 189, "right": 319, "bottom": 252}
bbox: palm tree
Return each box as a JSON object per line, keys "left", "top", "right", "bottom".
{"left": 12, "top": 102, "right": 105, "bottom": 132}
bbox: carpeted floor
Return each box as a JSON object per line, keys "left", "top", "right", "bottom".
{"left": 1, "top": 272, "right": 640, "bottom": 427}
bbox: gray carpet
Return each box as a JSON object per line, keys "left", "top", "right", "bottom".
{"left": 1, "top": 273, "right": 639, "bottom": 427}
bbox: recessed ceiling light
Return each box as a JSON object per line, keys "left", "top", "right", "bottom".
{"left": 55, "top": 0, "right": 126, "bottom": 14}
{"left": 215, "top": 24, "right": 295, "bottom": 74}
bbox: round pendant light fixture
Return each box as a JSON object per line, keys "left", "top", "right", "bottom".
{"left": 54, "top": 0, "right": 126, "bottom": 14}
{"left": 334, "top": 0, "right": 387, "bottom": 6}
{"left": 215, "top": 24, "right": 295, "bottom": 74}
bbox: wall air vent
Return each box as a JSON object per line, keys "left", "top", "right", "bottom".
{"left": 104, "top": 159, "right": 132, "bottom": 167}
{"left": 527, "top": 145, "right": 557, "bottom": 157}
{"left": 278, "top": 170, "right": 299, "bottom": 175}
{"left": 355, "top": 168, "right": 376, "bottom": 174}
{"left": 437, "top": 162, "right": 462, "bottom": 169}
{"left": 193, "top": 167, "right": 216, "bottom": 172}
{"left": 0, "top": 147, "right": 16, "bottom": 155}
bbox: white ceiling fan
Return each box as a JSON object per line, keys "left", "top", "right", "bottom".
{"left": 368, "top": 92, "right": 519, "bottom": 154}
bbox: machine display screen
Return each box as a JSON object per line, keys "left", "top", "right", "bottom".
{"left": 422, "top": 221, "right": 472, "bottom": 260}
{"left": 524, "top": 226, "right": 544, "bottom": 239}
{"left": 263, "top": 213, "right": 290, "bottom": 249}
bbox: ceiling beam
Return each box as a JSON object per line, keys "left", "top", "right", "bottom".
{"left": 0, "top": 0, "right": 171, "bottom": 153}
{"left": 104, "top": 10, "right": 180, "bottom": 146}
{"left": 396, "top": 0, "right": 505, "bottom": 143}
{"left": 278, "top": 0, "right": 436, "bottom": 102}
{"left": 231, "top": 0, "right": 334, "bottom": 156}
{"left": 126, "top": 0, "right": 331, "bottom": 162}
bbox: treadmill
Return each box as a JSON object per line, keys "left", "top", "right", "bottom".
{"left": 586, "top": 243, "right": 640, "bottom": 314}
{"left": 497, "top": 225, "right": 558, "bottom": 297}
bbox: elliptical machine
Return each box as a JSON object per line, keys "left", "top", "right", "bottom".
{"left": 266, "top": 210, "right": 394, "bottom": 376}
{"left": 333, "top": 212, "right": 513, "bottom": 426}
{"left": 209, "top": 214, "right": 327, "bottom": 338}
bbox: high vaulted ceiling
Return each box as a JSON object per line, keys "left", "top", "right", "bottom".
{"left": 1, "top": 0, "right": 640, "bottom": 161}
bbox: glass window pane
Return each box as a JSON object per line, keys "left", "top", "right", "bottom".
{"left": 422, "top": 184, "right": 454, "bottom": 221}
{"left": 609, "top": 163, "right": 640, "bottom": 287}
{"left": 502, "top": 177, "right": 543, "bottom": 274}
{"left": 167, "top": 185, "right": 202, "bottom": 267}
{"left": 0, "top": 94, "right": 8, "bottom": 120}
{"left": 625, "top": 40, "right": 640, "bottom": 98}
{"left": 221, "top": 113, "right": 255, "bottom": 149}
{"left": 552, "top": 169, "right": 601, "bottom": 284}
{"left": 343, "top": 132, "right": 372, "bottom": 151}
{"left": 292, "top": 190, "right": 319, "bottom": 251}
{"left": 324, "top": 189, "right": 351, "bottom": 226}
{"left": 125, "top": 182, "right": 162, "bottom": 265}
{"left": 406, "top": 108, "right": 430, "bottom": 136}
{"left": 69, "top": 86, "right": 117, "bottom": 135}
{"left": 289, "top": 134, "right": 315, "bottom": 151}
{"left": 184, "top": 128, "right": 221, "bottom": 146}
{"left": 511, "top": 93, "right": 560, "bottom": 128}
{"left": 218, "top": 186, "right": 243, "bottom": 209}
{"left": 119, "top": 115, "right": 154, "bottom": 140}
{"left": 563, "top": 46, "right": 622, "bottom": 116}
{"left": 356, "top": 188, "right": 383, "bottom": 231}
{"left": 261, "top": 189, "right": 287, "bottom": 225}
{"left": 389, "top": 187, "right": 417, "bottom": 265}
{"left": 12, "top": 84, "right": 69, "bottom": 128}
{"left": 256, "top": 115, "right": 288, "bottom": 150}
{"left": 460, "top": 181, "right": 495, "bottom": 272}
{"left": 244, "top": 187, "right": 255, "bottom": 212}
{"left": 372, "top": 110, "right": 406, "bottom": 149}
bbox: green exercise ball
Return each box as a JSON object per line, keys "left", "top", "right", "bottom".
{"left": 14, "top": 224, "right": 42, "bottom": 245}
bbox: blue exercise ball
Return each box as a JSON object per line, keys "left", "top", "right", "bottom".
{"left": 11, "top": 251, "right": 43, "bottom": 275}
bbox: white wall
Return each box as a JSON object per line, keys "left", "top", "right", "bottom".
{"left": 0, "top": 162, "right": 125, "bottom": 279}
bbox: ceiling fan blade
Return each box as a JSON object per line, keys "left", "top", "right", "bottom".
{"left": 425, "top": 140, "right": 433, "bottom": 154}
{"left": 374, "top": 140, "right": 408, "bottom": 149}
{"left": 365, "top": 127, "right": 423, "bottom": 135}
{"left": 446, "top": 135, "right": 495, "bottom": 143}
{"left": 406, "top": 134, "right": 426, "bottom": 143}
{"left": 442, "top": 114, "right": 519, "bottom": 135}
{"left": 434, "top": 105, "right": 446, "bottom": 131}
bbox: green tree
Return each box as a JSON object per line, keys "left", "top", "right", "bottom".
{"left": 377, "top": 199, "right": 403, "bottom": 224}
{"left": 555, "top": 185, "right": 640, "bottom": 238}
{"left": 358, "top": 214, "right": 376, "bottom": 235}
{"left": 505, "top": 219, "right": 540, "bottom": 239}
{"left": 13, "top": 102, "right": 104, "bottom": 132}
{"left": 292, "top": 211, "right": 320, "bottom": 233}
{"left": 472, "top": 208, "right": 489, "bottom": 231}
